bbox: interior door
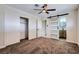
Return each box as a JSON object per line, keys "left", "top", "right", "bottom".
{"left": 36, "top": 19, "right": 42, "bottom": 37}
{"left": 42, "top": 20, "right": 47, "bottom": 36}
{"left": 49, "top": 17, "right": 59, "bottom": 39}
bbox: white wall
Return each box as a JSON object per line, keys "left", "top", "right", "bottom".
{"left": 4, "top": 6, "right": 21, "bottom": 45}
{"left": 77, "top": 8, "right": 79, "bottom": 45}
{"left": 66, "top": 10, "right": 78, "bottom": 44}
{"left": 0, "top": 5, "right": 5, "bottom": 48}
{"left": 0, "top": 5, "right": 42, "bottom": 48}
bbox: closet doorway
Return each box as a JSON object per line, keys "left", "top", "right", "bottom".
{"left": 20, "top": 17, "right": 29, "bottom": 40}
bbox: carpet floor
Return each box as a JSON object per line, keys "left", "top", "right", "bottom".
{"left": 0, "top": 37, "right": 79, "bottom": 54}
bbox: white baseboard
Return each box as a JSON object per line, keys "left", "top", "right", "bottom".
{"left": 78, "top": 43, "right": 79, "bottom": 46}
{"left": 0, "top": 45, "right": 6, "bottom": 49}
{"left": 66, "top": 40, "right": 77, "bottom": 44}
{"left": 0, "top": 40, "right": 20, "bottom": 49}
{"left": 5, "top": 40, "right": 20, "bottom": 46}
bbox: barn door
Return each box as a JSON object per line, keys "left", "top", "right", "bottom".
{"left": 49, "top": 17, "right": 59, "bottom": 39}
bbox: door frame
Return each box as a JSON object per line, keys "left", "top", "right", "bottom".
{"left": 20, "top": 17, "right": 29, "bottom": 40}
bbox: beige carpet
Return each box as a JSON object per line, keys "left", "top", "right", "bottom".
{"left": 0, "top": 37, "right": 79, "bottom": 54}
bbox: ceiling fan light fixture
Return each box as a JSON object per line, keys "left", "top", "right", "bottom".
{"left": 34, "top": 4, "right": 56, "bottom": 14}
{"left": 42, "top": 10, "right": 46, "bottom": 13}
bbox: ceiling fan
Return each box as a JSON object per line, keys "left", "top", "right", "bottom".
{"left": 34, "top": 4, "right": 56, "bottom": 14}
{"left": 47, "top": 13, "right": 69, "bottom": 18}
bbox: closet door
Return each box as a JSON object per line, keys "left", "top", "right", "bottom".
{"left": 36, "top": 19, "right": 42, "bottom": 37}
{"left": 49, "top": 17, "right": 59, "bottom": 39}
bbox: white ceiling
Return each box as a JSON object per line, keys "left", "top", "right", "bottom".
{"left": 6, "top": 4, "right": 78, "bottom": 18}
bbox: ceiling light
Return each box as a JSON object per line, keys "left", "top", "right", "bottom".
{"left": 42, "top": 10, "right": 46, "bottom": 13}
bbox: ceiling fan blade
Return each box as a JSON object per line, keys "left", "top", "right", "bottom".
{"left": 47, "top": 16, "right": 51, "bottom": 18}
{"left": 47, "top": 9, "right": 56, "bottom": 11}
{"left": 46, "top": 11, "right": 49, "bottom": 14}
{"left": 38, "top": 11, "right": 42, "bottom": 14}
{"left": 33, "top": 9, "right": 42, "bottom": 10}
